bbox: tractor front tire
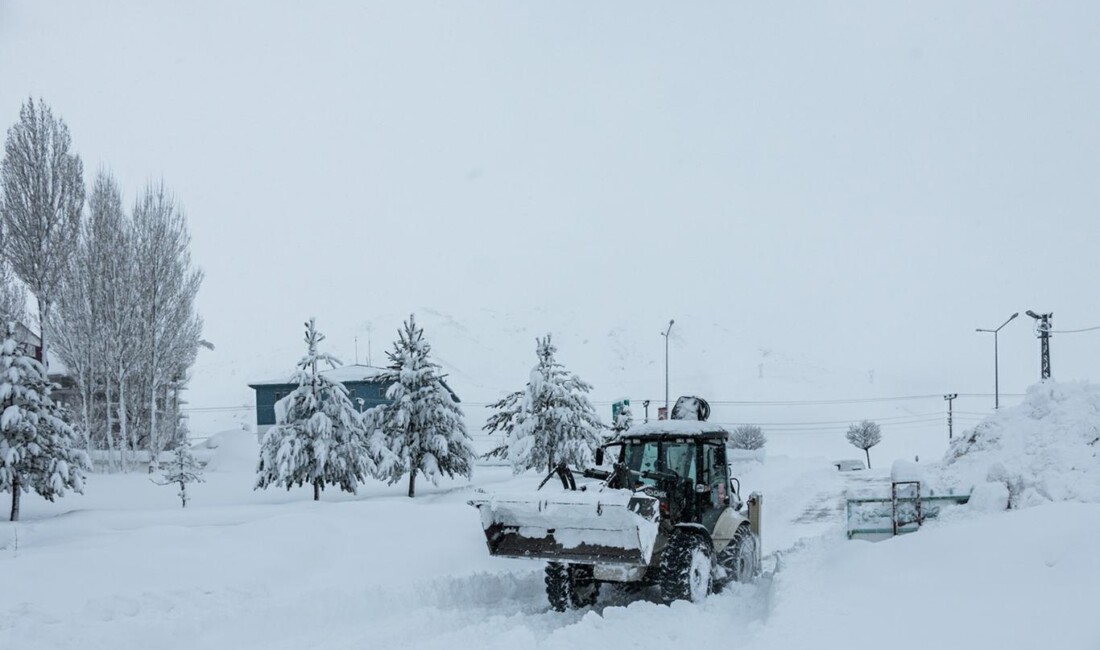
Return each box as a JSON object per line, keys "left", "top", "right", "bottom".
{"left": 659, "top": 532, "right": 713, "bottom": 604}
{"left": 716, "top": 524, "right": 760, "bottom": 591}
{"left": 545, "top": 562, "right": 599, "bottom": 611}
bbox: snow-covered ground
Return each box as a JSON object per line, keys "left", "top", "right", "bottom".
{"left": 4, "top": 417, "right": 1099, "bottom": 650}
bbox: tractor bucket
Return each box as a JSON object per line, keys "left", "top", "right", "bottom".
{"left": 469, "top": 489, "right": 660, "bottom": 567}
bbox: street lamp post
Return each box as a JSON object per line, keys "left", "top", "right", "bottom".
{"left": 661, "top": 320, "right": 675, "bottom": 413}
{"left": 976, "top": 312, "right": 1018, "bottom": 409}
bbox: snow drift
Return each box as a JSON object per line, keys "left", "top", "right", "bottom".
{"left": 938, "top": 381, "right": 1100, "bottom": 508}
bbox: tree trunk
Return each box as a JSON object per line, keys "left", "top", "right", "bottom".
{"left": 171, "top": 385, "right": 180, "bottom": 447}
{"left": 149, "top": 378, "right": 159, "bottom": 470}
{"left": 37, "top": 296, "right": 50, "bottom": 373}
{"left": 118, "top": 365, "right": 130, "bottom": 471}
{"left": 9, "top": 476, "right": 19, "bottom": 522}
{"left": 179, "top": 481, "right": 187, "bottom": 508}
{"left": 864, "top": 447, "right": 871, "bottom": 469}
{"left": 105, "top": 377, "right": 117, "bottom": 473}
{"left": 408, "top": 467, "right": 417, "bottom": 498}
{"left": 148, "top": 317, "right": 160, "bottom": 467}
{"left": 80, "top": 368, "right": 92, "bottom": 466}
{"left": 313, "top": 481, "right": 320, "bottom": 501}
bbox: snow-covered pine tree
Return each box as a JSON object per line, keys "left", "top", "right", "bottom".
{"left": 0, "top": 323, "right": 89, "bottom": 521}
{"left": 371, "top": 315, "right": 475, "bottom": 498}
{"left": 255, "top": 319, "right": 377, "bottom": 501}
{"left": 484, "top": 335, "right": 605, "bottom": 474}
{"left": 154, "top": 441, "right": 204, "bottom": 508}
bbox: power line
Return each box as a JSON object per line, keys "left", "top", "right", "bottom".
{"left": 709, "top": 412, "right": 955, "bottom": 427}
{"left": 1050, "top": 324, "right": 1100, "bottom": 334}
{"left": 703, "top": 395, "right": 947, "bottom": 405}
{"left": 727, "top": 417, "right": 984, "bottom": 435}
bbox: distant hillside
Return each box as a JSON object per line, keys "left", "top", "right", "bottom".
{"left": 185, "top": 306, "right": 993, "bottom": 463}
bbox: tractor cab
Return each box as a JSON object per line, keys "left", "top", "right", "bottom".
{"left": 596, "top": 421, "right": 741, "bottom": 527}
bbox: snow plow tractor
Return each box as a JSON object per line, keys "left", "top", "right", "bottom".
{"left": 470, "top": 414, "right": 762, "bottom": 610}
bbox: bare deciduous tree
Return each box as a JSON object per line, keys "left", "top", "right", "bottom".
{"left": 51, "top": 174, "right": 205, "bottom": 472}
{"left": 730, "top": 424, "right": 767, "bottom": 450}
{"left": 0, "top": 98, "right": 84, "bottom": 370}
{"left": 0, "top": 259, "right": 26, "bottom": 325}
{"left": 51, "top": 171, "right": 123, "bottom": 464}
{"left": 131, "top": 181, "right": 204, "bottom": 465}
{"left": 846, "top": 420, "right": 882, "bottom": 469}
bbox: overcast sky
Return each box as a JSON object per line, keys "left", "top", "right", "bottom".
{"left": 1, "top": 1, "right": 1098, "bottom": 444}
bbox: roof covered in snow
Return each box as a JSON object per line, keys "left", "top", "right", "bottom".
{"left": 248, "top": 364, "right": 388, "bottom": 387}
{"left": 248, "top": 363, "right": 462, "bottom": 403}
{"left": 622, "top": 420, "right": 729, "bottom": 440}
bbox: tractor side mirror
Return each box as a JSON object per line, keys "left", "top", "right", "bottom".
{"left": 595, "top": 447, "right": 604, "bottom": 466}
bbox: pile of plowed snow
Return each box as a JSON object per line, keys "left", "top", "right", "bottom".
{"left": 937, "top": 381, "right": 1100, "bottom": 508}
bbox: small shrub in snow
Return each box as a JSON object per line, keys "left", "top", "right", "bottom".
{"left": 484, "top": 335, "right": 605, "bottom": 474}
{"left": 730, "top": 424, "right": 767, "bottom": 450}
{"left": 255, "top": 319, "right": 379, "bottom": 501}
{"left": 369, "top": 315, "right": 475, "bottom": 498}
{"left": 0, "top": 323, "right": 90, "bottom": 521}
{"left": 846, "top": 420, "right": 882, "bottom": 469}
{"left": 154, "top": 443, "right": 204, "bottom": 508}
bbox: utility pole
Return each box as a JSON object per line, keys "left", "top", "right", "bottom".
{"left": 976, "top": 312, "right": 1018, "bottom": 409}
{"left": 1025, "top": 311, "right": 1053, "bottom": 380}
{"left": 944, "top": 393, "right": 957, "bottom": 439}
{"left": 366, "top": 323, "right": 374, "bottom": 366}
{"left": 661, "top": 320, "right": 675, "bottom": 413}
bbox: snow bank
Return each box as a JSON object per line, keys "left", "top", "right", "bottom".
{"left": 757, "top": 502, "right": 1100, "bottom": 650}
{"left": 195, "top": 429, "right": 259, "bottom": 473}
{"left": 729, "top": 448, "right": 765, "bottom": 463}
{"left": 890, "top": 459, "right": 923, "bottom": 483}
{"left": 938, "top": 381, "right": 1100, "bottom": 508}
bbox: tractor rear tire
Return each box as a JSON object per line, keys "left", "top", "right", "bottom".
{"left": 659, "top": 532, "right": 713, "bottom": 604}
{"left": 545, "top": 562, "right": 599, "bottom": 611}
{"left": 716, "top": 524, "right": 760, "bottom": 591}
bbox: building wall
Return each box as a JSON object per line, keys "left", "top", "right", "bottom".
{"left": 253, "top": 380, "right": 392, "bottom": 429}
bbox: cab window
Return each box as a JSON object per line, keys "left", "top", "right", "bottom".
{"left": 703, "top": 443, "right": 729, "bottom": 506}
{"left": 623, "top": 441, "right": 697, "bottom": 485}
